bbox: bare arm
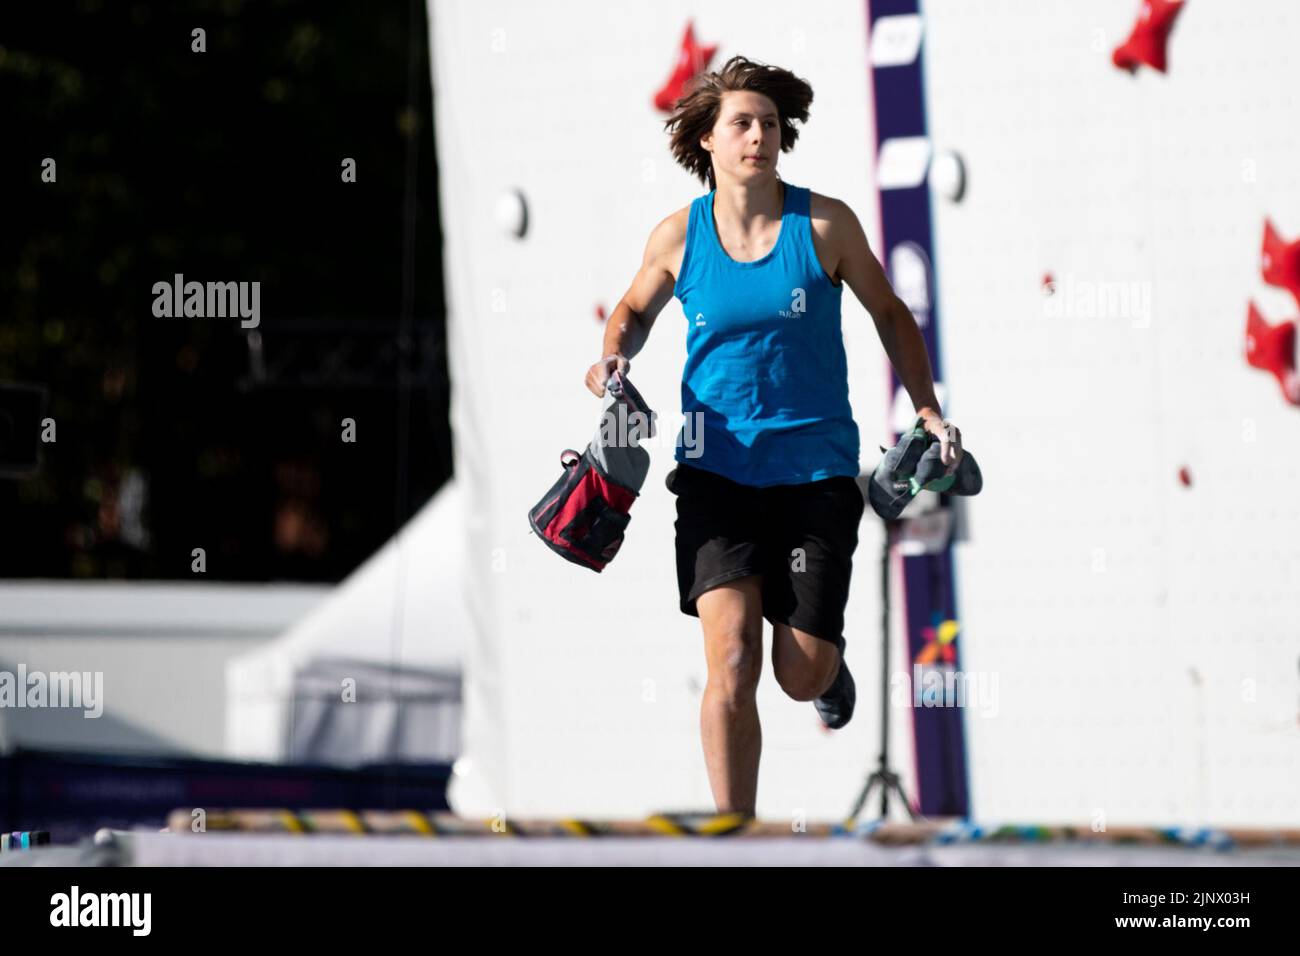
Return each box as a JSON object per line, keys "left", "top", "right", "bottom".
{"left": 821, "top": 196, "right": 942, "bottom": 420}
{"left": 585, "top": 211, "right": 685, "bottom": 397}
{"left": 818, "top": 195, "right": 963, "bottom": 471}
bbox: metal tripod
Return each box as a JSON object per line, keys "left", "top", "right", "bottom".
{"left": 848, "top": 516, "right": 922, "bottom": 823}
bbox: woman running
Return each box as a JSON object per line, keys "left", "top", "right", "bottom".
{"left": 583, "top": 55, "right": 963, "bottom": 816}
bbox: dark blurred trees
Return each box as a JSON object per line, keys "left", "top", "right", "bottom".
{"left": 0, "top": 0, "right": 449, "bottom": 580}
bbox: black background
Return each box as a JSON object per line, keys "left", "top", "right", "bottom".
{"left": 0, "top": 0, "right": 450, "bottom": 581}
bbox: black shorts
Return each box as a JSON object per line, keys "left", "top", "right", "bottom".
{"left": 669, "top": 462, "right": 866, "bottom": 649}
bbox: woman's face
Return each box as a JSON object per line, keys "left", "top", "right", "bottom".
{"left": 702, "top": 90, "right": 781, "bottom": 185}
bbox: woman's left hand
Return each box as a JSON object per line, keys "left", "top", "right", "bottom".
{"left": 918, "top": 412, "right": 963, "bottom": 476}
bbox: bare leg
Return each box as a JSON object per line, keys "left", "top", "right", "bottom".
{"left": 696, "top": 574, "right": 765, "bottom": 815}
{"left": 771, "top": 621, "right": 842, "bottom": 701}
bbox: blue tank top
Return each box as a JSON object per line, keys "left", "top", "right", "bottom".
{"left": 672, "top": 182, "right": 860, "bottom": 487}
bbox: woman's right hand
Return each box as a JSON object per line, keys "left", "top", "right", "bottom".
{"left": 585, "top": 353, "right": 630, "bottom": 398}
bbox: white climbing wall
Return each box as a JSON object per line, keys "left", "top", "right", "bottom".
{"left": 925, "top": 0, "right": 1300, "bottom": 826}
{"left": 429, "top": 0, "right": 1300, "bottom": 826}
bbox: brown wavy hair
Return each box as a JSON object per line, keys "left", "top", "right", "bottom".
{"left": 663, "top": 55, "right": 814, "bottom": 190}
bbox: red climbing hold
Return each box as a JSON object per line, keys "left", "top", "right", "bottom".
{"left": 1261, "top": 219, "right": 1300, "bottom": 310}
{"left": 654, "top": 20, "right": 718, "bottom": 113}
{"left": 1112, "top": 0, "right": 1185, "bottom": 74}
{"left": 1245, "top": 301, "right": 1300, "bottom": 405}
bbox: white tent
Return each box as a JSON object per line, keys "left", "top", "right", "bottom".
{"left": 224, "top": 479, "right": 470, "bottom": 766}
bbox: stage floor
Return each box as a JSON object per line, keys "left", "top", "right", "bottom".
{"left": 5, "top": 823, "right": 1300, "bottom": 867}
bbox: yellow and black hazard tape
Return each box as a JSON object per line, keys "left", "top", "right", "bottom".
{"left": 643, "top": 812, "right": 750, "bottom": 837}
{"left": 161, "top": 810, "right": 1300, "bottom": 848}
{"left": 165, "top": 808, "right": 833, "bottom": 838}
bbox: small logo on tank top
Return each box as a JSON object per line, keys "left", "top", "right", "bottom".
{"left": 777, "top": 287, "right": 806, "bottom": 318}
{"left": 694, "top": 312, "right": 706, "bottom": 327}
